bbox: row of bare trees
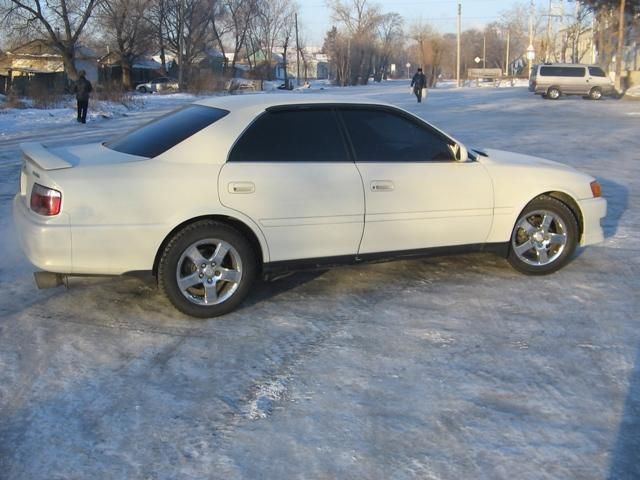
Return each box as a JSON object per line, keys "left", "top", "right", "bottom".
{"left": 323, "top": 0, "right": 403, "bottom": 86}
{"left": 1, "top": 0, "right": 638, "bottom": 91}
{"left": 0, "top": 0, "right": 300, "bottom": 89}
{"left": 325, "top": 0, "right": 639, "bottom": 88}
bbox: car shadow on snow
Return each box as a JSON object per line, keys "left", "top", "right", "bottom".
{"left": 608, "top": 346, "right": 640, "bottom": 480}
{"left": 599, "top": 178, "right": 628, "bottom": 239}
{"left": 239, "top": 270, "right": 328, "bottom": 309}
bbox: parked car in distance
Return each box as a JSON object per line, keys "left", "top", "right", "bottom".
{"left": 135, "top": 77, "right": 179, "bottom": 94}
{"left": 13, "top": 95, "right": 607, "bottom": 318}
{"left": 529, "top": 63, "right": 615, "bottom": 100}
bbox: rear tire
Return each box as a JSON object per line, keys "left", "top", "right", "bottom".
{"left": 139, "top": 86, "right": 147, "bottom": 93}
{"left": 507, "top": 195, "right": 579, "bottom": 275}
{"left": 546, "top": 87, "right": 561, "bottom": 100}
{"left": 158, "top": 220, "right": 257, "bottom": 318}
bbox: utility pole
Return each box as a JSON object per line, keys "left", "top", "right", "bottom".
{"left": 346, "top": 38, "right": 351, "bottom": 86}
{"left": 483, "top": 34, "right": 486, "bottom": 69}
{"left": 505, "top": 30, "right": 510, "bottom": 76}
{"left": 178, "top": 0, "right": 184, "bottom": 90}
{"left": 545, "top": 0, "right": 552, "bottom": 61}
{"left": 616, "top": 0, "right": 626, "bottom": 90}
{"left": 528, "top": 0, "right": 534, "bottom": 78}
{"left": 295, "top": 13, "right": 300, "bottom": 86}
{"left": 457, "top": 3, "right": 461, "bottom": 87}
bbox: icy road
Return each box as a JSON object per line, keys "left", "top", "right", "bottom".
{"left": 0, "top": 82, "right": 638, "bottom": 479}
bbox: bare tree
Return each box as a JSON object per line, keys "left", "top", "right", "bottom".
{"left": 583, "top": 0, "right": 640, "bottom": 85}
{"left": 147, "top": 0, "right": 169, "bottom": 74}
{"left": 411, "top": 22, "right": 444, "bottom": 87}
{"left": 496, "top": 2, "right": 545, "bottom": 75}
{"left": 162, "top": 0, "right": 210, "bottom": 87}
{"left": 208, "top": 0, "right": 231, "bottom": 74}
{"left": 221, "top": 0, "right": 257, "bottom": 73}
{"left": 249, "top": 0, "right": 296, "bottom": 81}
{"left": 0, "top": 0, "right": 102, "bottom": 80}
{"left": 373, "top": 12, "right": 402, "bottom": 82}
{"left": 327, "top": 0, "right": 382, "bottom": 85}
{"left": 99, "top": 0, "right": 154, "bottom": 88}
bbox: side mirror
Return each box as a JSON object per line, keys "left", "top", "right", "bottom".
{"left": 457, "top": 143, "right": 468, "bottom": 162}
{"left": 449, "top": 142, "right": 469, "bottom": 162}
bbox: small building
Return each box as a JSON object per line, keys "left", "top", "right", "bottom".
{"left": 0, "top": 39, "right": 98, "bottom": 95}
{"left": 284, "top": 47, "right": 329, "bottom": 81}
{"left": 98, "top": 52, "right": 162, "bottom": 86}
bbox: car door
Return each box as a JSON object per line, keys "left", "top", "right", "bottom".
{"left": 563, "top": 66, "right": 587, "bottom": 95}
{"left": 219, "top": 107, "right": 365, "bottom": 262}
{"left": 338, "top": 106, "right": 494, "bottom": 255}
{"left": 156, "top": 77, "right": 167, "bottom": 92}
{"left": 588, "top": 66, "right": 611, "bottom": 91}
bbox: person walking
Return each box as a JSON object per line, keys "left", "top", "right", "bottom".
{"left": 410, "top": 68, "right": 427, "bottom": 103}
{"left": 73, "top": 70, "right": 92, "bottom": 124}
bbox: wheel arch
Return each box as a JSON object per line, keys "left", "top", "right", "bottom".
{"left": 152, "top": 215, "right": 266, "bottom": 277}
{"left": 525, "top": 191, "right": 584, "bottom": 238}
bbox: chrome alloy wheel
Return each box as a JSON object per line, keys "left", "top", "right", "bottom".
{"left": 511, "top": 209, "right": 568, "bottom": 267}
{"left": 176, "top": 239, "right": 243, "bottom": 306}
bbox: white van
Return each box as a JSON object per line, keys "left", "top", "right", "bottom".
{"left": 529, "top": 63, "right": 615, "bottom": 100}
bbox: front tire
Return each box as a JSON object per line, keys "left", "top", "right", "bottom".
{"left": 546, "top": 87, "right": 561, "bottom": 100}
{"left": 588, "top": 87, "right": 602, "bottom": 100}
{"left": 158, "top": 220, "right": 257, "bottom": 317}
{"left": 507, "top": 196, "right": 579, "bottom": 275}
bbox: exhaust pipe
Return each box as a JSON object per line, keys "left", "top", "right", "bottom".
{"left": 34, "top": 271, "right": 68, "bottom": 289}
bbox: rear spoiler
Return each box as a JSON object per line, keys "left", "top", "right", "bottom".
{"left": 20, "top": 142, "right": 72, "bottom": 171}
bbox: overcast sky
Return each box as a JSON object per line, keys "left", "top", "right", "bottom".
{"left": 297, "top": 0, "right": 539, "bottom": 46}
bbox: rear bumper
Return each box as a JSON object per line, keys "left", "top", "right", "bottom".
{"left": 13, "top": 194, "right": 72, "bottom": 273}
{"left": 578, "top": 196, "right": 607, "bottom": 246}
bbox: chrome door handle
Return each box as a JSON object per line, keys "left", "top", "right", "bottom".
{"left": 371, "top": 180, "right": 394, "bottom": 192}
{"left": 228, "top": 182, "right": 255, "bottom": 194}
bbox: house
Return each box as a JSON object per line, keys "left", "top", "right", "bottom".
{"left": 151, "top": 48, "right": 225, "bottom": 78}
{"left": 98, "top": 51, "right": 162, "bottom": 86}
{"left": 0, "top": 39, "right": 98, "bottom": 95}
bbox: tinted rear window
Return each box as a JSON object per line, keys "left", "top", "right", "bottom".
{"left": 106, "top": 105, "right": 228, "bottom": 158}
{"left": 229, "top": 109, "right": 348, "bottom": 163}
{"left": 539, "top": 66, "right": 586, "bottom": 77}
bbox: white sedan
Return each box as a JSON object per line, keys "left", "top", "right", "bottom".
{"left": 135, "top": 77, "right": 179, "bottom": 94}
{"left": 13, "top": 95, "right": 607, "bottom": 317}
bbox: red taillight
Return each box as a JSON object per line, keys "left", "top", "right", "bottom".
{"left": 30, "top": 183, "right": 62, "bottom": 216}
{"left": 590, "top": 181, "right": 602, "bottom": 198}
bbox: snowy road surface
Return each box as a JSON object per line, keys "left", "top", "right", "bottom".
{"left": 0, "top": 83, "right": 638, "bottom": 479}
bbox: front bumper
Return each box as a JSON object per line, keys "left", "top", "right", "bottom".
{"left": 13, "top": 194, "right": 72, "bottom": 273}
{"left": 578, "top": 196, "right": 607, "bottom": 246}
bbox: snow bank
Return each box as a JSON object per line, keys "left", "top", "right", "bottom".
{"left": 624, "top": 85, "right": 640, "bottom": 99}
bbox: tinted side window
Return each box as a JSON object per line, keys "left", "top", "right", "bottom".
{"left": 340, "top": 108, "right": 455, "bottom": 162}
{"left": 540, "top": 66, "right": 561, "bottom": 76}
{"left": 540, "top": 66, "right": 585, "bottom": 77}
{"left": 106, "top": 105, "right": 228, "bottom": 158}
{"left": 589, "top": 66, "right": 606, "bottom": 77}
{"left": 229, "top": 109, "right": 347, "bottom": 162}
{"left": 564, "top": 67, "right": 586, "bottom": 77}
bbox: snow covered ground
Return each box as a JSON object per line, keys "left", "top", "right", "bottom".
{"left": 0, "top": 81, "right": 638, "bottom": 479}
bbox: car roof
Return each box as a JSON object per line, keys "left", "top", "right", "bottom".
{"left": 538, "top": 63, "right": 598, "bottom": 68}
{"left": 194, "top": 93, "right": 393, "bottom": 116}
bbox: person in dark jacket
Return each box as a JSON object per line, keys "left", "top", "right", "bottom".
{"left": 410, "top": 68, "right": 427, "bottom": 103}
{"left": 73, "top": 70, "right": 92, "bottom": 123}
